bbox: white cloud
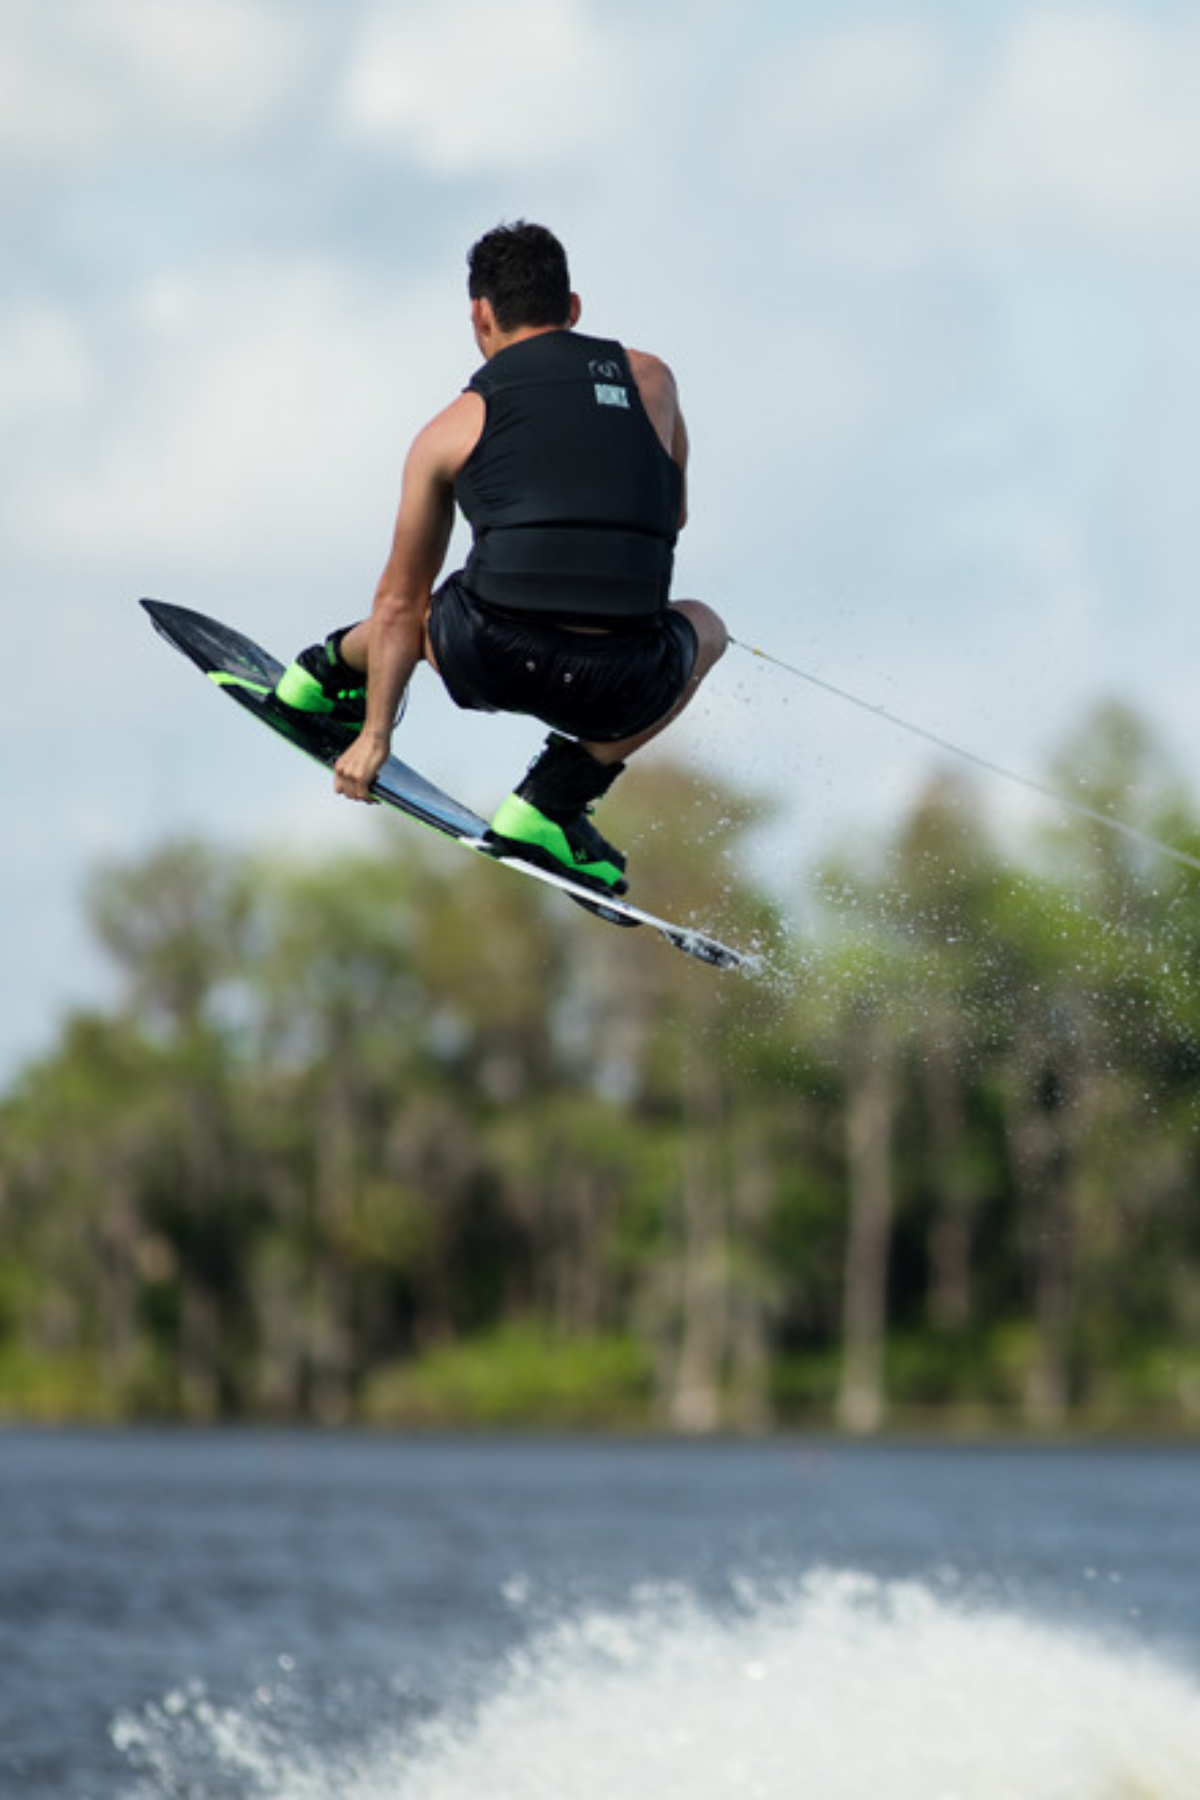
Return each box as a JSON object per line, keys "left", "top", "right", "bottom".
{"left": 0, "top": 255, "right": 469, "bottom": 586}
{"left": 678, "top": 8, "right": 1200, "bottom": 578}
{"left": 944, "top": 9, "right": 1200, "bottom": 247}
{"left": 0, "top": 0, "right": 313, "bottom": 169}
{"left": 749, "top": 17, "right": 946, "bottom": 146}
{"left": 707, "top": 8, "right": 1200, "bottom": 279}
{"left": 0, "top": 305, "right": 98, "bottom": 427}
{"left": 339, "top": 0, "right": 623, "bottom": 174}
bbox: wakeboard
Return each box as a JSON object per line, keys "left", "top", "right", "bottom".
{"left": 140, "top": 600, "right": 753, "bottom": 971}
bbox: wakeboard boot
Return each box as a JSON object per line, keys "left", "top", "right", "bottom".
{"left": 489, "top": 733, "right": 629, "bottom": 897}
{"left": 274, "top": 626, "right": 369, "bottom": 727}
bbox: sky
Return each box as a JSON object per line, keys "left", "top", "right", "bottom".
{"left": 5, "top": 0, "right": 1200, "bottom": 1080}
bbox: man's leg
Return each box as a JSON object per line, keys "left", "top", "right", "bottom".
{"left": 488, "top": 600, "right": 727, "bottom": 895}
{"left": 579, "top": 599, "right": 727, "bottom": 765}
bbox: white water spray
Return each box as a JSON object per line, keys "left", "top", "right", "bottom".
{"left": 114, "top": 1571, "right": 1200, "bottom": 1799}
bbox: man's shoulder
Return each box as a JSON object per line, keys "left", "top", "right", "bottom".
{"left": 625, "top": 346, "right": 676, "bottom": 383}
{"left": 625, "top": 348, "right": 678, "bottom": 402}
{"left": 411, "top": 390, "right": 486, "bottom": 480}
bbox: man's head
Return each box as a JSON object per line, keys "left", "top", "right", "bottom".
{"left": 467, "top": 221, "right": 575, "bottom": 334}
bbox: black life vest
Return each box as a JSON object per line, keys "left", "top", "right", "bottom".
{"left": 454, "top": 331, "right": 683, "bottom": 623}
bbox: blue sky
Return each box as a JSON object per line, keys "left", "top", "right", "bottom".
{"left": 5, "top": 0, "right": 1200, "bottom": 1078}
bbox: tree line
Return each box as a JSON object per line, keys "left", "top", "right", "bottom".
{"left": 3, "top": 699, "right": 1200, "bottom": 1433}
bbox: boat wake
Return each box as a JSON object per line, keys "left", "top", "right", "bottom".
{"left": 112, "top": 1568, "right": 1200, "bottom": 1798}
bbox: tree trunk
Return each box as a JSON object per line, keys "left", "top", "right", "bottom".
{"left": 726, "top": 1123, "right": 774, "bottom": 1433}
{"left": 667, "top": 1068, "right": 728, "bottom": 1432}
{"left": 1007, "top": 1069, "right": 1073, "bottom": 1429}
{"left": 923, "top": 1044, "right": 974, "bottom": 1332}
{"left": 837, "top": 1044, "right": 895, "bottom": 1434}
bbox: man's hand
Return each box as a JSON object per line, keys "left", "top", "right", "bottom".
{"left": 334, "top": 729, "right": 390, "bottom": 802}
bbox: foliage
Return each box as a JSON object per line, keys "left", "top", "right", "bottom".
{"left": 3, "top": 714, "right": 1200, "bottom": 1433}
{"left": 360, "top": 1324, "right": 652, "bottom": 1429}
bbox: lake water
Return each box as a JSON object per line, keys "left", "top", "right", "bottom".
{"left": 1, "top": 1429, "right": 1198, "bottom": 1798}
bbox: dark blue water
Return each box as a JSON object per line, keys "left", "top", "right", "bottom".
{"left": 2, "top": 1430, "right": 1198, "bottom": 1797}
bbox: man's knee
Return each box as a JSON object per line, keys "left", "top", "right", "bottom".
{"left": 675, "top": 599, "right": 727, "bottom": 674}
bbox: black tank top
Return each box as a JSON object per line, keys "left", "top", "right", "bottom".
{"left": 454, "top": 331, "right": 683, "bottom": 623}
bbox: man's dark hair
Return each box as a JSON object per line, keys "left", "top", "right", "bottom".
{"left": 467, "top": 221, "right": 572, "bottom": 331}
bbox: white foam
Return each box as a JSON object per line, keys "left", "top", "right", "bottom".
{"left": 114, "top": 1571, "right": 1200, "bottom": 1800}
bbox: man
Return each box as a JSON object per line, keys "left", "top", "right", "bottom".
{"left": 275, "top": 221, "right": 726, "bottom": 897}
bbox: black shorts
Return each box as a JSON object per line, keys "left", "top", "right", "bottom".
{"left": 427, "top": 575, "right": 698, "bottom": 743}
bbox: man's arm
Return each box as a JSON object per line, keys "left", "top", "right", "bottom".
{"left": 333, "top": 392, "right": 483, "bottom": 801}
